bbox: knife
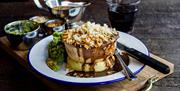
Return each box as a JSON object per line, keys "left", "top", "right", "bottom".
{"left": 117, "top": 42, "right": 170, "bottom": 74}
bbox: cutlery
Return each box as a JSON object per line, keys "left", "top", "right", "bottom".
{"left": 139, "top": 75, "right": 159, "bottom": 91}
{"left": 114, "top": 49, "right": 137, "bottom": 80}
{"left": 117, "top": 42, "right": 170, "bottom": 74}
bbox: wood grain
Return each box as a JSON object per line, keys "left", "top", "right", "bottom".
{"left": 0, "top": 36, "right": 174, "bottom": 91}
{"left": 0, "top": 0, "right": 179, "bottom": 90}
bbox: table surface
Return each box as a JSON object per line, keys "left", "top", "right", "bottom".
{"left": 0, "top": 0, "right": 180, "bottom": 91}
{"left": 0, "top": 36, "right": 174, "bottom": 91}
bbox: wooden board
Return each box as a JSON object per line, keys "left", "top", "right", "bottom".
{"left": 0, "top": 36, "right": 174, "bottom": 91}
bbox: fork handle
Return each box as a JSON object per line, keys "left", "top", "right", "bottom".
{"left": 115, "top": 53, "right": 137, "bottom": 80}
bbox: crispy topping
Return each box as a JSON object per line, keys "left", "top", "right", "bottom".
{"left": 62, "top": 22, "right": 118, "bottom": 49}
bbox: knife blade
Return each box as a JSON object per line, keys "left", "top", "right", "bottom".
{"left": 117, "top": 42, "right": 170, "bottom": 74}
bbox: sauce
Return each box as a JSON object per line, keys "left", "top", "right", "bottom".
{"left": 66, "top": 53, "right": 129, "bottom": 77}
{"left": 51, "top": 6, "right": 72, "bottom": 19}
{"left": 45, "top": 19, "right": 65, "bottom": 35}
{"left": 47, "top": 21, "right": 63, "bottom": 28}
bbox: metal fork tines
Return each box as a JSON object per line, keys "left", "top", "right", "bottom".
{"left": 115, "top": 49, "right": 137, "bottom": 80}
{"left": 140, "top": 76, "right": 159, "bottom": 91}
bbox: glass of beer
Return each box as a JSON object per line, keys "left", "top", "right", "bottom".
{"left": 106, "top": 0, "right": 140, "bottom": 33}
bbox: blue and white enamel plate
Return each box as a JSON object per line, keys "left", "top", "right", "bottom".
{"left": 28, "top": 32, "right": 149, "bottom": 85}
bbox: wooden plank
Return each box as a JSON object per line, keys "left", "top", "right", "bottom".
{"left": 0, "top": 36, "right": 174, "bottom": 91}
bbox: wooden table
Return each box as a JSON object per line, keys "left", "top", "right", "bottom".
{"left": 0, "top": 35, "right": 174, "bottom": 91}
{"left": 0, "top": 0, "right": 179, "bottom": 91}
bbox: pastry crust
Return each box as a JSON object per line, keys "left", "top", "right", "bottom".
{"left": 66, "top": 55, "right": 115, "bottom": 72}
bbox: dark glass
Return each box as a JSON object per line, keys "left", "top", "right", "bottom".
{"left": 108, "top": 5, "right": 138, "bottom": 32}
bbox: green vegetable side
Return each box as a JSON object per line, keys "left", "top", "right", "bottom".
{"left": 5, "top": 20, "right": 39, "bottom": 35}
{"left": 46, "top": 32, "right": 67, "bottom": 71}
{"left": 22, "top": 20, "right": 39, "bottom": 33}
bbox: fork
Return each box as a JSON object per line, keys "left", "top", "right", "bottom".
{"left": 140, "top": 76, "right": 159, "bottom": 91}
{"left": 114, "top": 49, "right": 137, "bottom": 80}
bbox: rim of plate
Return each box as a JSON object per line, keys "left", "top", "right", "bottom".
{"left": 28, "top": 32, "right": 149, "bottom": 86}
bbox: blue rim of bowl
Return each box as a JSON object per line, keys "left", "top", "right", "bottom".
{"left": 27, "top": 33, "right": 148, "bottom": 86}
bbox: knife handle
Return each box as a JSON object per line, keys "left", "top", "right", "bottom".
{"left": 124, "top": 48, "right": 170, "bottom": 74}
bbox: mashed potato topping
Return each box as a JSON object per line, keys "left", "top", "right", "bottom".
{"left": 62, "top": 22, "right": 118, "bottom": 49}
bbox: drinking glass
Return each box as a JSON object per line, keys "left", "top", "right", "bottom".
{"left": 106, "top": 0, "right": 140, "bottom": 33}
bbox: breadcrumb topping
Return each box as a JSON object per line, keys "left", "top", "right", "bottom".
{"left": 62, "top": 22, "right": 118, "bottom": 49}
